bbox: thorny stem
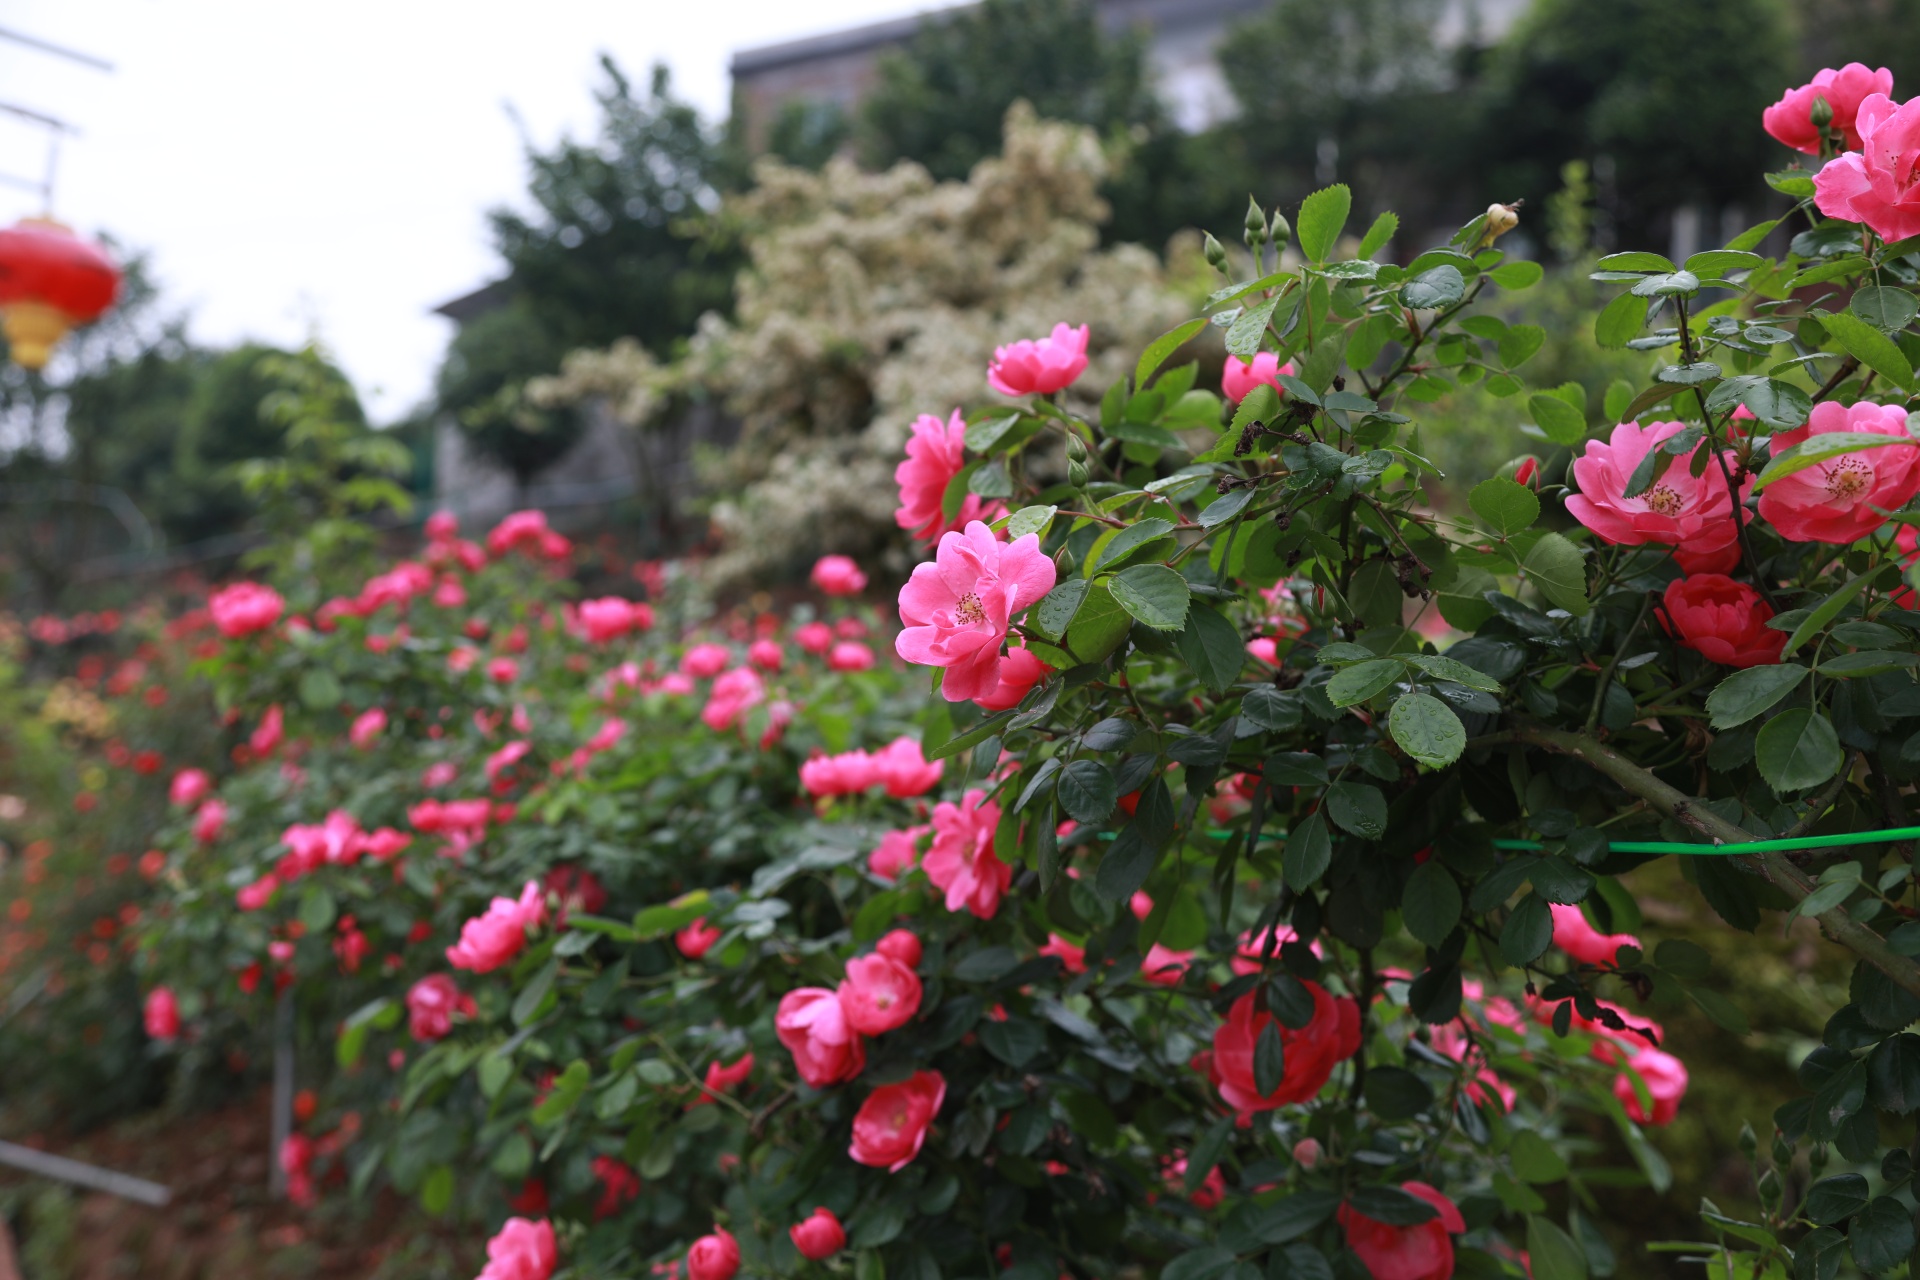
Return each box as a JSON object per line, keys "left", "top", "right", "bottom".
{"left": 1585, "top": 592, "right": 1653, "bottom": 733}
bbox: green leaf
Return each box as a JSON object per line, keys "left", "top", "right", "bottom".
{"left": 633, "top": 889, "right": 713, "bottom": 938}
{"left": 1755, "top": 708, "right": 1843, "bottom": 792}
{"left": 1469, "top": 477, "right": 1540, "bottom": 536}
{"left": 1197, "top": 486, "right": 1253, "bottom": 529}
{"left": 1596, "top": 251, "right": 1677, "bottom": 272}
{"left": 1850, "top": 1196, "right": 1915, "bottom": 1271}
{"left": 1402, "top": 859, "right": 1463, "bottom": 948}
{"left": 1529, "top": 393, "right": 1587, "bottom": 445}
{"left": 1224, "top": 295, "right": 1282, "bottom": 359}
{"left": 1327, "top": 659, "right": 1403, "bottom": 707}
{"left": 1160, "top": 1246, "right": 1238, "bottom": 1280}
{"left": 1325, "top": 782, "right": 1388, "bottom": 839}
{"left": 1107, "top": 564, "right": 1191, "bottom": 632}
{"left": 1253, "top": 1020, "right": 1286, "bottom": 1096}
{"left": 1006, "top": 504, "right": 1057, "bottom": 540}
{"left": 1057, "top": 760, "right": 1118, "bottom": 824}
{"left": 1095, "top": 823, "right": 1161, "bottom": 903}
{"left": 512, "top": 958, "right": 560, "bottom": 1027}
{"left": 1087, "top": 518, "right": 1175, "bottom": 575}
{"left": 1296, "top": 184, "right": 1352, "bottom": 263}
{"left": 1852, "top": 284, "right": 1920, "bottom": 332}
{"left": 1766, "top": 169, "right": 1816, "bottom": 196}
{"left": 1358, "top": 211, "right": 1398, "bottom": 259}
{"left": 1283, "top": 813, "right": 1332, "bottom": 889}
{"left": 1705, "top": 663, "right": 1809, "bottom": 728}
{"left": 1032, "top": 579, "right": 1089, "bottom": 641}
{"left": 1244, "top": 1192, "right": 1341, "bottom": 1244}
{"left": 926, "top": 710, "right": 1014, "bottom": 763}
{"left": 1405, "top": 265, "right": 1466, "bottom": 310}
{"left": 1347, "top": 1186, "right": 1440, "bottom": 1224}
{"left": 1822, "top": 309, "right": 1916, "bottom": 388}
{"left": 1805, "top": 1174, "right": 1869, "bottom": 1225}
{"left": 1594, "top": 292, "right": 1649, "bottom": 349}
{"left": 420, "top": 1164, "right": 455, "bottom": 1215}
{"left": 1063, "top": 582, "right": 1133, "bottom": 663}
{"left": 1526, "top": 1216, "right": 1589, "bottom": 1280}
{"left": 1498, "top": 324, "right": 1547, "bottom": 368}
{"left": 940, "top": 461, "right": 981, "bottom": 521}
{"left": 978, "top": 1018, "right": 1046, "bottom": 1068}
{"left": 298, "top": 667, "right": 343, "bottom": 711}
{"left": 965, "top": 413, "right": 1024, "bottom": 452}
{"left": 1490, "top": 259, "right": 1544, "bottom": 289}
{"left": 1175, "top": 601, "right": 1246, "bottom": 696}
{"left": 1523, "top": 533, "right": 1590, "bottom": 615}
{"left": 1702, "top": 374, "right": 1811, "bottom": 428}
{"left": 1684, "top": 249, "right": 1763, "bottom": 276}
{"left": 1388, "top": 693, "right": 1466, "bottom": 769}
{"left": 1500, "top": 892, "right": 1554, "bottom": 965}
{"left": 1363, "top": 1066, "right": 1434, "bottom": 1120}
{"left": 1755, "top": 431, "right": 1919, "bottom": 491}
{"left": 1137, "top": 318, "right": 1209, "bottom": 388}
{"left": 1510, "top": 1130, "right": 1570, "bottom": 1183}
{"left": 1405, "top": 654, "right": 1502, "bottom": 693}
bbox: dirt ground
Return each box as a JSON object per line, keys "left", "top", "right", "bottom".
{"left": 0, "top": 1092, "right": 475, "bottom": 1280}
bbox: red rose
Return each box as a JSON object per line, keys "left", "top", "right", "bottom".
{"left": 1661, "top": 575, "right": 1785, "bottom": 669}
{"left": 849, "top": 1070, "right": 945, "bottom": 1172}
{"left": 1210, "top": 984, "right": 1361, "bottom": 1117}
{"left": 789, "top": 1207, "right": 847, "bottom": 1261}
{"left": 1338, "top": 1181, "right": 1465, "bottom": 1280}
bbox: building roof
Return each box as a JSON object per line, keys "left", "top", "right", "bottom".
{"left": 730, "top": 7, "right": 964, "bottom": 77}
{"left": 431, "top": 277, "right": 514, "bottom": 324}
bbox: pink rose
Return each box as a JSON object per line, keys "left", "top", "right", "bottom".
{"left": 1662, "top": 575, "right": 1786, "bottom": 669}
{"left": 988, "top": 323, "right": 1089, "bottom": 396}
{"left": 349, "top": 707, "right": 387, "bottom": 750}
{"left": 874, "top": 928, "right": 922, "bottom": 970}
{"left": 1765, "top": 63, "right": 1895, "bottom": 153}
{"left": 476, "top": 1217, "right": 557, "bottom": 1280}
{"left": 676, "top": 917, "right": 723, "bottom": 959}
{"left": 687, "top": 1226, "right": 739, "bottom": 1280}
{"left": 406, "top": 973, "right": 474, "bottom": 1042}
{"left": 696, "top": 1053, "right": 754, "bottom": 1107}
{"left": 972, "top": 646, "right": 1053, "bottom": 712}
{"left": 169, "top": 768, "right": 212, "bottom": 808}
{"left": 486, "top": 658, "right": 520, "bottom": 684}
{"left": 579, "top": 597, "right": 652, "bottom": 643}
{"left": 794, "top": 621, "right": 835, "bottom": 655}
{"left": 1212, "top": 985, "right": 1361, "bottom": 1116}
{"left": 1548, "top": 902, "right": 1641, "bottom": 967}
{"left": 896, "top": 521, "right": 1057, "bottom": 702}
{"left": 1614, "top": 1047, "right": 1689, "bottom": 1126}
{"left": 1293, "top": 1138, "right": 1323, "bottom": 1170}
{"left": 236, "top": 874, "right": 279, "bottom": 911}
{"left": 486, "top": 510, "right": 555, "bottom": 559}
{"left": 838, "top": 953, "right": 923, "bottom": 1035}
{"left": 828, "top": 641, "right": 876, "bottom": 672}
{"left": 1337, "top": 1182, "right": 1464, "bottom": 1280}
{"left": 1565, "top": 421, "right": 1745, "bottom": 560}
{"left": 446, "top": 881, "right": 547, "bottom": 973}
{"left": 1221, "top": 352, "right": 1296, "bottom": 404}
{"left": 1757, "top": 399, "right": 1920, "bottom": 543}
{"left": 895, "top": 410, "right": 1000, "bottom": 542}
{"left": 193, "top": 799, "right": 229, "bottom": 844}
{"left": 871, "top": 736, "right": 943, "bottom": 798}
{"left": 485, "top": 740, "right": 532, "bottom": 785}
{"left": 868, "top": 826, "right": 925, "bottom": 880}
{"left": 144, "top": 987, "right": 180, "bottom": 1041}
{"left": 811, "top": 555, "right": 868, "bottom": 596}
{"left": 1232, "top": 924, "right": 1321, "bottom": 976}
{"left": 209, "top": 582, "right": 284, "bottom": 638}
{"left": 425, "top": 510, "right": 459, "bottom": 541}
{"left": 1817, "top": 93, "right": 1920, "bottom": 242}
{"left": 1039, "top": 934, "right": 1087, "bottom": 974}
{"left": 790, "top": 1207, "right": 846, "bottom": 1261}
{"left": 923, "top": 789, "right": 1012, "bottom": 918}
{"left": 364, "top": 828, "right": 411, "bottom": 859}
{"left": 1141, "top": 943, "right": 1192, "bottom": 987}
{"left": 682, "top": 643, "right": 731, "bottom": 678}
{"left": 279, "top": 810, "right": 368, "bottom": 876}
{"left": 849, "top": 1069, "right": 946, "bottom": 1171}
{"left": 801, "top": 750, "right": 879, "bottom": 798}
{"left": 249, "top": 704, "right": 284, "bottom": 757}
{"left": 702, "top": 667, "right": 767, "bottom": 732}
{"left": 776, "top": 987, "right": 866, "bottom": 1087}
{"left": 748, "top": 639, "right": 785, "bottom": 672}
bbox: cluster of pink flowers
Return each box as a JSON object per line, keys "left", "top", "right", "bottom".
{"left": 447, "top": 881, "right": 548, "bottom": 973}
{"left": 798, "top": 735, "right": 944, "bottom": 799}
{"left": 408, "top": 796, "right": 500, "bottom": 857}
{"left": 235, "top": 810, "right": 412, "bottom": 912}
{"left": 405, "top": 972, "right": 475, "bottom": 1042}
{"left": 775, "top": 929, "right": 924, "bottom": 1089}
{"left": 486, "top": 509, "right": 572, "bottom": 561}
{"left": 577, "top": 596, "right": 654, "bottom": 643}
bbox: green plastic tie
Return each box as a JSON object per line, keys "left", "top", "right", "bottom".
{"left": 1493, "top": 827, "right": 1920, "bottom": 856}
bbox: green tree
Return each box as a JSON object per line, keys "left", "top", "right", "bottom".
{"left": 1795, "top": 0, "right": 1920, "bottom": 104}
{"left": 856, "top": 0, "right": 1238, "bottom": 246}
{"left": 1476, "top": 0, "right": 1793, "bottom": 246}
{"left": 433, "top": 299, "right": 580, "bottom": 492}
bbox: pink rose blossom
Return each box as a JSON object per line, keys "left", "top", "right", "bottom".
{"left": 790, "top": 1207, "right": 846, "bottom": 1261}
{"left": 237, "top": 874, "right": 279, "bottom": 911}
{"left": 486, "top": 510, "right": 556, "bottom": 559}
{"left": 169, "top": 768, "right": 212, "bottom": 807}
{"left": 280, "top": 810, "right": 367, "bottom": 876}
{"left": 144, "top": 987, "right": 180, "bottom": 1040}
{"left": 1817, "top": 93, "right": 1920, "bottom": 242}
{"left": 828, "top": 641, "right": 876, "bottom": 672}
{"left": 477, "top": 1217, "right": 557, "bottom": 1280}
{"left": 795, "top": 621, "right": 835, "bottom": 654}
{"left": 1766, "top": 63, "right": 1895, "bottom": 153}
{"left": 681, "top": 643, "right": 731, "bottom": 678}
{"left": 579, "top": 597, "right": 653, "bottom": 643}
{"left": 988, "top": 323, "right": 1090, "bottom": 396}
{"left": 249, "top": 704, "right": 285, "bottom": 757}
{"left": 871, "top": 736, "right": 943, "bottom": 798}
{"left": 702, "top": 667, "right": 766, "bottom": 731}
{"left": 748, "top": 639, "right": 785, "bottom": 672}
{"left": 972, "top": 646, "right": 1053, "bottom": 712}
{"left": 849, "top": 1070, "right": 945, "bottom": 1171}
{"left": 776, "top": 987, "right": 867, "bottom": 1087}
{"left": 1141, "top": 943, "right": 1193, "bottom": 987}
{"left": 425, "top": 510, "right": 459, "bottom": 541}
{"left": 446, "top": 881, "right": 547, "bottom": 973}
{"left": 406, "top": 973, "right": 475, "bottom": 1042}
{"left": 874, "top": 928, "right": 923, "bottom": 970}
{"left": 1040, "top": 934, "right": 1087, "bottom": 974}
{"left": 1338, "top": 1181, "right": 1463, "bottom": 1280}
{"left": 1614, "top": 1047, "right": 1690, "bottom": 1126}
{"left": 1757, "top": 399, "right": 1920, "bottom": 543}
{"left": 364, "top": 828, "right": 412, "bottom": 859}
{"left": 838, "top": 953, "right": 923, "bottom": 1036}
{"left": 811, "top": 555, "right": 869, "bottom": 595}
{"left": 349, "top": 707, "right": 387, "bottom": 750}
{"left": 485, "top": 740, "right": 532, "bottom": 785}
{"left": 896, "top": 521, "right": 1057, "bottom": 702}
{"left": 422, "top": 761, "right": 459, "bottom": 789}
{"left": 801, "top": 750, "right": 879, "bottom": 798}
{"left": 686, "top": 1226, "right": 739, "bottom": 1280}
{"left": 923, "top": 789, "right": 1012, "bottom": 918}
{"left": 869, "top": 826, "right": 925, "bottom": 880}
{"left": 895, "top": 410, "right": 999, "bottom": 542}
{"left": 677, "top": 917, "right": 723, "bottom": 959}
{"left": 193, "top": 799, "right": 229, "bottom": 844}
{"left": 1221, "top": 352, "right": 1296, "bottom": 404}
{"left": 209, "top": 582, "right": 284, "bottom": 638}
{"left": 1565, "top": 421, "right": 1745, "bottom": 561}
{"left": 433, "top": 578, "right": 467, "bottom": 609}
{"left": 1549, "top": 903, "right": 1642, "bottom": 967}
{"left": 1663, "top": 575, "right": 1786, "bottom": 668}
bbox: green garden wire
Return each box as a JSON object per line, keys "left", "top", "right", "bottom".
{"left": 1192, "top": 826, "right": 1920, "bottom": 855}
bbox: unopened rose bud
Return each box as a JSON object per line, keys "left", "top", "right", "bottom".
{"left": 1065, "top": 434, "right": 1087, "bottom": 463}
{"left": 1068, "top": 460, "right": 1090, "bottom": 487}
{"left": 1809, "top": 1142, "right": 1830, "bottom": 1171}
{"left": 1292, "top": 1138, "right": 1322, "bottom": 1170}
{"left": 1269, "top": 213, "right": 1290, "bottom": 252}
{"left": 1484, "top": 202, "right": 1520, "bottom": 243}
{"left": 1513, "top": 456, "right": 1540, "bottom": 488}
{"left": 1244, "top": 197, "right": 1268, "bottom": 247}
{"left": 1810, "top": 94, "right": 1834, "bottom": 128}
{"left": 1738, "top": 1123, "right": 1757, "bottom": 1159}
{"left": 1203, "top": 232, "right": 1229, "bottom": 274}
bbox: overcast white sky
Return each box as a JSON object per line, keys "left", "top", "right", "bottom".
{"left": 0, "top": 2, "right": 936, "bottom": 420}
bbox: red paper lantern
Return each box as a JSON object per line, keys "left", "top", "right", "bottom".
{"left": 0, "top": 217, "right": 121, "bottom": 370}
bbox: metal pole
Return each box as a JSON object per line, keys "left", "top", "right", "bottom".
{"left": 0, "top": 1212, "right": 21, "bottom": 1280}
{"left": 0, "top": 26, "right": 113, "bottom": 72}
{"left": 0, "top": 1141, "right": 170, "bottom": 1207}
{"left": 269, "top": 987, "right": 294, "bottom": 1199}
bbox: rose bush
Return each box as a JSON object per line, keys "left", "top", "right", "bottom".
{"left": 10, "top": 64, "right": 1918, "bottom": 1280}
